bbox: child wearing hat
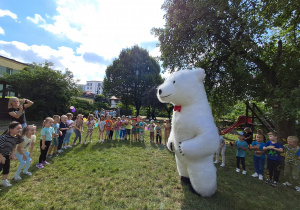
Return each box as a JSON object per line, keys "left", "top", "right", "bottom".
{"left": 235, "top": 132, "right": 248, "bottom": 174}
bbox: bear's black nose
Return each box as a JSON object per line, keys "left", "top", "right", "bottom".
{"left": 159, "top": 89, "right": 162, "bottom": 95}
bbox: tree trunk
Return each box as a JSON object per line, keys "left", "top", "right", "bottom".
{"left": 273, "top": 117, "right": 295, "bottom": 143}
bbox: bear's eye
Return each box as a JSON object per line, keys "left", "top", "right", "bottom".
{"left": 173, "top": 81, "right": 175, "bottom": 84}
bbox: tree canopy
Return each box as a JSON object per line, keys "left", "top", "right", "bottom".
{"left": 103, "top": 45, "right": 163, "bottom": 116}
{"left": 153, "top": 0, "right": 300, "bottom": 137}
{"left": 4, "top": 62, "right": 80, "bottom": 120}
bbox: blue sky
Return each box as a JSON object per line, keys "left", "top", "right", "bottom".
{"left": 0, "top": 0, "right": 166, "bottom": 83}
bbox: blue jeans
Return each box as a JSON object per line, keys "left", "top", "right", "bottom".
{"left": 120, "top": 129, "right": 126, "bottom": 138}
{"left": 63, "top": 132, "right": 72, "bottom": 144}
{"left": 15, "top": 152, "right": 32, "bottom": 176}
{"left": 253, "top": 155, "right": 265, "bottom": 175}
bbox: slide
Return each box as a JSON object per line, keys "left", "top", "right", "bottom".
{"left": 221, "top": 115, "right": 251, "bottom": 135}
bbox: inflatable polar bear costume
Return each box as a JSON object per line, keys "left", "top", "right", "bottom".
{"left": 157, "top": 68, "right": 219, "bottom": 197}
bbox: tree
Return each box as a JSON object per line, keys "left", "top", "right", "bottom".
{"left": 4, "top": 62, "right": 80, "bottom": 120}
{"left": 153, "top": 0, "right": 300, "bottom": 138}
{"left": 142, "top": 87, "right": 166, "bottom": 119}
{"left": 103, "top": 45, "right": 163, "bottom": 116}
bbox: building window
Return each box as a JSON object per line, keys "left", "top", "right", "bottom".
{"left": 6, "top": 68, "right": 13, "bottom": 75}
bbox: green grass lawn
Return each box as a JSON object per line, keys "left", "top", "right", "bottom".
{"left": 1, "top": 126, "right": 299, "bottom": 209}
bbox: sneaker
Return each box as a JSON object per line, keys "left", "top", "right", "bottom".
{"left": 84, "top": 142, "right": 87, "bottom": 144}
{"left": 42, "top": 161, "right": 50, "bottom": 165}
{"left": 102, "top": 140, "right": 104, "bottom": 143}
{"left": 265, "top": 179, "right": 271, "bottom": 184}
{"left": 23, "top": 171, "right": 32, "bottom": 176}
{"left": 2, "top": 180, "right": 12, "bottom": 187}
{"left": 53, "top": 154, "right": 59, "bottom": 157}
{"left": 236, "top": 168, "right": 240, "bottom": 173}
{"left": 252, "top": 172, "right": 258, "bottom": 178}
{"left": 295, "top": 186, "right": 300, "bottom": 191}
{"left": 242, "top": 170, "right": 247, "bottom": 175}
{"left": 47, "top": 155, "right": 52, "bottom": 159}
{"left": 271, "top": 181, "right": 278, "bottom": 187}
{"left": 89, "top": 141, "right": 92, "bottom": 143}
{"left": 98, "top": 140, "right": 101, "bottom": 143}
{"left": 36, "top": 163, "right": 44, "bottom": 169}
{"left": 283, "top": 182, "right": 292, "bottom": 186}
{"left": 220, "top": 163, "right": 225, "bottom": 167}
{"left": 258, "top": 174, "right": 263, "bottom": 181}
{"left": 214, "top": 160, "right": 219, "bottom": 164}
{"left": 13, "top": 175, "right": 22, "bottom": 180}
{"left": 57, "top": 150, "right": 63, "bottom": 153}
{"left": 72, "top": 143, "right": 76, "bottom": 146}
{"left": 67, "top": 145, "right": 72, "bottom": 148}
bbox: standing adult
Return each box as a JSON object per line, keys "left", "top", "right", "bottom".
{"left": 8, "top": 97, "right": 34, "bottom": 128}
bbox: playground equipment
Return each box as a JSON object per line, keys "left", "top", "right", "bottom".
{"left": 221, "top": 103, "right": 276, "bottom": 135}
{"left": 221, "top": 115, "right": 251, "bottom": 135}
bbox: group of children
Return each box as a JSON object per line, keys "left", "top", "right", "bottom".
{"left": 214, "top": 127, "right": 300, "bottom": 191}
{"left": 0, "top": 113, "right": 171, "bottom": 187}
{"left": 2, "top": 113, "right": 299, "bottom": 192}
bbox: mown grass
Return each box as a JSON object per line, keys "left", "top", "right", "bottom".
{"left": 0, "top": 125, "right": 299, "bottom": 209}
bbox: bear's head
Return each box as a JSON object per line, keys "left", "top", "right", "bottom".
{"left": 157, "top": 68, "right": 206, "bottom": 106}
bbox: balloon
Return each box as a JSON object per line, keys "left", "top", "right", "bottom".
{"left": 70, "top": 106, "right": 74, "bottom": 109}
{"left": 83, "top": 118, "right": 87, "bottom": 122}
{"left": 71, "top": 108, "right": 76, "bottom": 112}
{"left": 95, "top": 123, "right": 98, "bottom": 128}
{"left": 144, "top": 126, "right": 148, "bottom": 131}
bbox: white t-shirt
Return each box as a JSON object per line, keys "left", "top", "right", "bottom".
{"left": 98, "top": 120, "right": 106, "bottom": 131}
{"left": 15, "top": 135, "right": 36, "bottom": 154}
{"left": 66, "top": 119, "right": 74, "bottom": 133}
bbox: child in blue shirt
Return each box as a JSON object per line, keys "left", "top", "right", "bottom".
{"left": 250, "top": 133, "right": 266, "bottom": 180}
{"left": 235, "top": 132, "right": 248, "bottom": 174}
{"left": 263, "top": 132, "right": 283, "bottom": 186}
{"left": 36, "top": 117, "right": 56, "bottom": 169}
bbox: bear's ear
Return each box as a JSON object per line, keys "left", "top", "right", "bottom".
{"left": 194, "top": 68, "right": 206, "bottom": 82}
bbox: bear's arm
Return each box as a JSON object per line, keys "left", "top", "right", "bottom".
{"left": 167, "top": 129, "right": 175, "bottom": 152}
{"left": 179, "top": 132, "right": 219, "bottom": 158}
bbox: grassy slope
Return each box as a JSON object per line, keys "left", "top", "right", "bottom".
{"left": 0, "top": 127, "right": 299, "bottom": 209}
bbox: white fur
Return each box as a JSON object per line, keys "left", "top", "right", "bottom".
{"left": 157, "top": 68, "right": 219, "bottom": 197}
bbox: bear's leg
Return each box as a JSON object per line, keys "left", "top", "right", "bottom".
{"left": 187, "top": 156, "right": 217, "bottom": 197}
{"left": 175, "top": 155, "right": 189, "bottom": 178}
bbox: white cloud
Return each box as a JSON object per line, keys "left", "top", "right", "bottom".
{"left": 26, "top": 14, "right": 46, "bottom": 24}
{"left": 0, "top": 9, "right": 18, "bottom": 20}
{"left": 27, "top": 0, "right": 165, "bottom": 60}
{"left": 14, "top": 0, "right": 166, "bottom": 83}
{"left": 0, "top": 26, "right": 4, "bottom": 35}
{"left": 0, "top": 40, "right": 107, "bottom": 83}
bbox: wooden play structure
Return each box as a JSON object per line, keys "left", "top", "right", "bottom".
{"left": 221, "top": 102, "right": 276, "bottom": 135}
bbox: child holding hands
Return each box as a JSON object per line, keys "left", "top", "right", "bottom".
{"left": 73, "top": 114, "right": 84, "bottom": 145}
{"left": 235, "top": 132, "right": 248, "bottom": 174}
{"left": 249, "top": 133, "right": 266, "bottom": 180}
{"left": 47, "top": 115, "right": 61, "bottom": 158}
{"left": 98, "top": 115, "right": 106, "bottom": 143}
{"left": 214, "top": 128, "right": 226, "bottom": 167}
{"left": 263, "top": 132, "right": 283, "bottom": 186}
{"left": 282, "top": 136, "right": 300, "bottom": 189}
{"left": 84, "top": 114, "right": 95, "bottom": 144}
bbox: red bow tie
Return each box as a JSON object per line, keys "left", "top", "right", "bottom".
{"left": 174, "top": 105, "right": 182, "bottom": 112}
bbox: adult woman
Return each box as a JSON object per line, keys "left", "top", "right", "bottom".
{"left": 0, "top": 121, "right": 24, "bottom": 187}
{"left": 8, "top": 97, "right": 34, "bottom": 128}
